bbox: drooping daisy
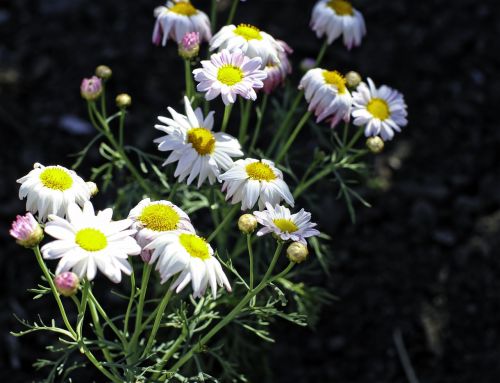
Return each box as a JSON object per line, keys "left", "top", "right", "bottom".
{"left": 152, "top": 0, "right": 211, "bottom": 46}
{"left": 193, "top": 49, "right": 267, "bottom": 105}
{"left": 144, "top": 232, "right": 231, "bottom": 299}
{"left": 154, "top": 97, "right": 243, "bottom": 186}
{"left": 210, "top": 24, "right": 283, "bottom": 68}
{"left": 41, "top": 201, "right": 141, "bottom": 283}
{"left": 253, "top": 203, "right": 320, "bottom": 245}
{"left": 219, "top": 158, "right": 294, "bottom": 211}
{"left": 311, "top": 0, "right": 366, "bottom": 49}
{"left": 299, "top": 68, "right": 352, "bottom": 128}
{"left": 17, "top": 163, "right": 91, "bottom": 221}
{"left": 262, "top": 40, "right": 293, "bottom": 94}
{"left": 351, "top": 78, "right": 408, "bottom": 141}
{"left": 128, "top": 198, "right": 194, "bottom": 262}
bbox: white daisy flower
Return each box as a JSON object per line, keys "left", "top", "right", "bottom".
{"left": 351, "top": 78, "right": 408, "bottom": 141}
{"left": 253, "top": 203, "right": 320, "bottom": 245}
{"left": 262, "top": 40, "right": 293, "bottom": 94}
{"left": 154, "top": 97, "right": 243, "bottom": 187}
{"left": 144, "top": 232, "right": 231, "bottom": 299}
{"left": 41, "top": 201, "right": 141, "bottom": 283}
{"left": 299, "top": 68, "right": 352, "bottom": 128}
{"left": 193, "top": 49, "right": 267, "bottom": 105}
{"left": 152, "top": 0, "right": 211, "bottom": 46}
{"left": 210, "top": 24, "right": 284, "bottom": 68}
{"left": 219, "top": 158, "right": 294, "bottom": 211}
{"left": 17, "top": 163, "right": 91, "bottom": 221}
{"left": 311, "top": 0, "right": 366, "bottom": 49}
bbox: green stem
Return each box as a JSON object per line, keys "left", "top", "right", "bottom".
{"left": 226, "top": 0, "right": 239, "bottom": 25}
{"left": 345, "top": 125, "right": 365, "bottom": 151}
{"left": 207, "top": 204, "right": 239, "bottom": 243}
{"left": 249, "top": 92, "right": 268, "bottom": 153}
{"left": 88, "top": 290, "right": 128, "bottom": 347}
{"left": 76, "top": 279, "right": 90, "bottom": 340}
{"left": 221, "top": 103, "right": 233, "bottom": 133}
{"left": 118, "top": 108, "right": 126, "bottom": 148}
{"left": 166, "top": 242, "right": 284, "bottom": 377}
{"left": 210, "top": 0, "right": 218, "bottom": 31}
{"left": 184, "top": 60, "right": 193, "bottom": 100}
{"left": 315, "top": 40, "right": 329, "bottom": 67}
{"left": 293, "top": 164, "right": 334, "bottom": 199}
{"left": 124, "top": 257, "right": 136, "bottom": 335}
{"left": 151, "top": 327, "right": 188, "bottom": 380}
{"left": 238, "top": 99, "right": 252, "bottom": 145}
{"left": 247, "top": 234, "right": 254, "bottom": 291}
{"left": 100, "top": 85, "right": 107, "bottom": 118}
{"left": 142, "top": 287, "right": 174, "bottom": 358}
{"left": 276, "top": 111, "right": 312, "bottom": 164}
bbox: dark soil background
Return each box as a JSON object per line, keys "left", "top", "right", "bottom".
{"left": 1, "top": 0, "right": 499, "bottom": 382}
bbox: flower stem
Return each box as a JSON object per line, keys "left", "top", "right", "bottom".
{"left": 315, "top": 40, "right": 329, "bottom": 67}
{"left": 118, "top": 108, "right": 126, "bottom": 147}
{"left": 247, "top": 234, "right": 254, "bottom": 291}
{"left": 210, "top": 0, "right": 218, "bottom": 31}
{"left": 123, "top": 257, "right": 136, "bottom": 335}
{"left": 151, "top": 326, "right": 188, "bottom": 380}
{"left": 221, "top": 103, "right": 233, "bottom": 133}
{"left": 207, "top": 204, "right": 239, "bottom": 243}
{"left": 226, "top": 0, "right": 239, "bottom": 25}
{"left": 184, "top": 59, "right": 193, "bottom": 100}
{"left": 275, "top": 111, "right": 312, "bottom": 164}
{"left": 249, "top": 92, "right": 268, "bottom": 153}
{"left": 238, "top": 99, "right": 252, "bottom": 145}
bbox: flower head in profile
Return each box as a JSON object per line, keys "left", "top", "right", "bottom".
{"left": 253, "top": 203, "right": 320, "bottom": 245}
{"left": 311, "top": 0, "right": 366, "bottom": 49}
{"left": 41, "top": 201, "right": 141, "bottom": 283}
{"left": 193, "top": 49, "right": 267, "bottom": 105}
{"left": 210, "top": 24, "right": 283, "bottom": 68}
{"left": 10, "top": 212, "right": 43, "bottom": 248}
{"left": 154, "top": 97, "right": 243, "bottom": 186}
{"left": 128, "top": 198, "right": 195, "bottom": 262}
{"left": 262, "top": 40, "right": 293, "bottom": 94}
{"left": 299, "top": 68, "right": 352, "bottom": 128}
{"left": 80, "top": 76, "right": 102, "bottom": 101}
{"left": 145, "top": 232, "right": 231, "bottom": 299}
{"left": 351, "top": 78, "right": 408, "bottom": 141}
{"left": 179, "top": 31, "right": 200, "bottom": 59}
{"left": 17, "top": 163, "right": 91, "bottom": 221}
{"left": 219, "top": 158, "right": 294, "bottom": 211}
{"left": 153, "top": 0, "right": 211, "bottom": 46}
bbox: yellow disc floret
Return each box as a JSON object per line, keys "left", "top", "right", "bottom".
{"left": 169, "top": 1, "right": 197, "bottom": 16}
{"left": 273, "top": 218, "right": 299, "bottom": 233}
{"left": 217, "top": 65, "right": 244, "bottom": 86}
{"left": 234, "top": 24, "right": 263, "bottom": 41}
{"left": 327, "top": 0, "right": 354, "bottom": 16}
{"left": 75, "top": 228, "right": 107, "bottom": 252}
{"left": 322, "top": 70, "right": 347, "bottom": 94}
{"left": 139, "top": 204, "right": 180, "bottom": 232}
{"left": 179, "top": 233, "right": 210, "bottom": 260}
{"left": 187, "top": 127, "right": 216, "bottom": 155}
{"left": 245, "top": 162, "right": 277, "bottom": 181}
{"left": 39, "top": 167, "right": 73, "bottom": 191}
{"left": 367, "top": 98, "right": 390, "bottom": 120}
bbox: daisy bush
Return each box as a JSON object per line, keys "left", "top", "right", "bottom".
{"left": 9, "top": 0, "right": 408, "bottom": 381}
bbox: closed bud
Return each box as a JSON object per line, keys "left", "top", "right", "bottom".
{"left": 116, "top": 93, "right": 132, "bottom": 108}
{"left": 179, "top": 32, "right": 200, "bottom": 59}
{"left": 286, "top": 242, "right": 309, "bottom": 263}
{"left": 238, "top": 214, "right": 258, "bottom": 234}
{"left": 86, "top": 181, "right": 98, "bottom": 197}
{"left": 9, "top": 213, "right": 43, "bottom": 248}
{"left": 80, "top": 76, "right": 102, "bottom": 101}
{"left": 54, "top": 272, "right": 80, "bottom": 297}
{"left": 345, "top": 71, "right": 362, "bottom": 88}
{"left": 95, "top": 65, "right": 112, "bottom": 80}
{"left": 366, "top": 136, "right": 384, "bottom": 154}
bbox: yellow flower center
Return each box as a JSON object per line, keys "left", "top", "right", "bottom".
{"left": 179, "top": 233, "right": 210, "bottom": 260}
{"left": 327, "top": 0, "right": 354, "bottom": 16}
{"left": 322, "top": 70, "right": 347, "bottom": 94}
{"left": 75, "top": 228, "right": 107, "bottom": 252}
{"left": 367, "top": 98, "right": 390, "bottom": 120}
{"left": 169, "top": 1, "right": 197, "bottom": 16}
{"left": 217, "top": 65, "right": 244, "bottom": 86}
{"left": 139, "top": 204, "right": 180, "bottom": 232}
{"left": 233, "top": 24, "right": 263, "bottom": 41}
{"left": 187, "top": 127, "right": 216, "bottom": 155}
{"left": 245, "top": 162, "right": 277, "bottom": 181}
{"left": 39, "top": 167, "right": 73, "bottom": 191}
{"left": 273, "top": 218, "right": 299, "bottom": 233}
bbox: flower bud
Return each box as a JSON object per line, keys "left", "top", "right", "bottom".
{"left": 9, "top": 213, "right": 43, "bottom": 248}
{"left": 238, "top": 214, "right": 258, "bottom": 234}
{"left": 54, "top": 272, "right": 80, "bottom": 297}
{"left": 345, "top": 71, "right": 362, "bottom": 88}
{"left": 300, "top": 58, "right": 316, "bottom": 72}
{"left": 116, "top": 93, "right": 132, "bottom": 108}
{"left": 178, "top": 32, "right": 200, "bottom": 59}
{"left": 86, "top": 181, "right": 99, "bottom": 197}
{"left": 95, "top": 65, "right": 112, "bottom": 80}
{"left": 366, "top": 136, "right": 384, "bottom": 154}
{"left": 286, "top": 242, "right": 309, "bottom": 264}
{"left": 80, "top": 76, "right": 103, "bottom": 101}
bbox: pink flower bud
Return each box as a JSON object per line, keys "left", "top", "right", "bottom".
{"left": 178, "top": 32, "right": 200, "bottom": 59}
{"left": 54, "top": 272, "right": 80, "bottom": 297}
{"left": 9, "top": 213, "right": 43, "bottom": 248}
{"left": 80, "top": 76, "right": 102, "bottom": 101}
